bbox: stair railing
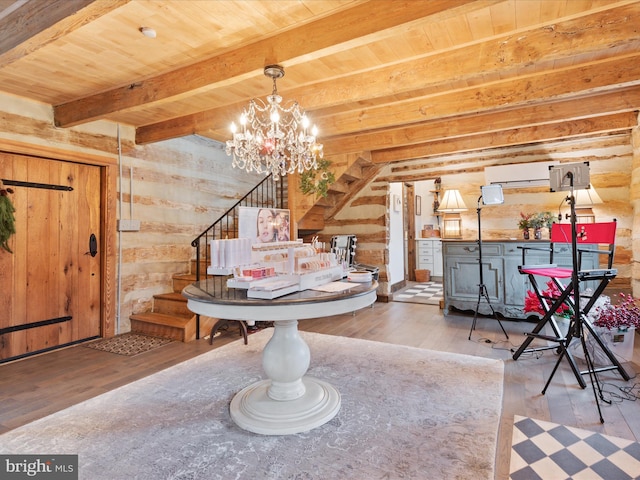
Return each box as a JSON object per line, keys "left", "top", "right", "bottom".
{"left": 191, "top": 175, "right": 286, "bottom": 283}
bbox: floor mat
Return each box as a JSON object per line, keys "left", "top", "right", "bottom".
{"left": 510, "top": 415, "right": 640, "bottom": 480}
{"left": 393, "top": 281, "right": 443, "bottom": 305}
{"left": 83, "top": 333, "right": 173, "bottom": 356}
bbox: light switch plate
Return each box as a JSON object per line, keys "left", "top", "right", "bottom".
{"left": 118, "top": 219, "right": 141, "bottom": 231}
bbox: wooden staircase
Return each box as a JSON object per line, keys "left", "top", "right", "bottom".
{"left": 128, "top": 159, "right": 379, "bottom": 340}
{"left": 130, "top": 260, "right": 217, "bottom": 342}
{"left": 296, "top": 152, "right": 382, "bottom": 235}
{"left": 130, "top": 175, "right": 285, "bottom": 342}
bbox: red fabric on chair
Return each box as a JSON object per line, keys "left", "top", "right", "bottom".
{"left": 551, "top": 221, "right": 617, "bottom": 245}
{"left": 520, "top": 266, "right": 572, "bottom": 278}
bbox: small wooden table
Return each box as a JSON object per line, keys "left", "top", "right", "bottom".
{"left": 182, "top": 278, "right": 378, "bottom": 435}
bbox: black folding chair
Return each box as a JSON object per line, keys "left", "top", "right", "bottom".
{"left": 512, "top": 221, "right": 629, "bottom": 388}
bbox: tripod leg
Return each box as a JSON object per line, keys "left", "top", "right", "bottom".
{"left": 470, "top": 285, "right": 509, "bottom": 340}
{"left": 580, "top": 333, "right": 606, "bottom": 423}
{"left": 468, "top": 284, "right": 483, "bottom": 340}
{"left": 542, "top": 317, "right": 586, "bottom": 392}
{"left": 542, "top": 346, "right": 566, "bottom": 395}
{"left": 482, "top": 285, "right": 509, "bottom": 340}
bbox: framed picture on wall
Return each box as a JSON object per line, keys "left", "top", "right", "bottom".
{"left": 415, "top": 195, "right": 422, "bottom": 215}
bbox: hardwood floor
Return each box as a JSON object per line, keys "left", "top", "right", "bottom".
{"left": 1, "top": 300, "right": 639, "bottom": 480}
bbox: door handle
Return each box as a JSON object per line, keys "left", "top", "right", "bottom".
{"left": 87, "top": 233, "right": 98, "bottom": 257}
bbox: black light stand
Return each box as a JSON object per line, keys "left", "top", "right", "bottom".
{"left": 540, "top": 174, "right": 609, "bottom": 423}
{"left": 469, "top": 190, "right": 509, "bottom": 341}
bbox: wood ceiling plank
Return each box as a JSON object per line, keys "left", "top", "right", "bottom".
{"left": 514, "top": 0, "right": 542, "bottom": 29}
{"left": 135, "top": 3, "right": 640, "bottom": 144}
{"left": 370, "top": 112, "right": 637, "bottom": 163}
{"left": 322, "top": 86, "right": 640, "bottom": 156}
{"left": 148, "top": 51, "right": 640, "bottom": 145}
{"left": 54, "top": 0, "right": 477, "bottom": 127}
{"left": 489, "top": 0, "right": 516, "bottom": 34}
{"left": 315, "top": 54, "right": 640, "bottom": 136}
{"left": 0, "top": 0, "right": 129, "bottom": 67}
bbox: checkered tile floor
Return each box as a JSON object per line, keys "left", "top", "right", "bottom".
{"left": 510, "top": 415, "right": 640, "bottom": 480}
{"left": 393, "top": 281, "right": 443, "bottom": 305}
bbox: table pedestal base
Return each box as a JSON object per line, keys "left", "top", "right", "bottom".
{"left": 230, "top": 376, "right": 340, "bottom": 435}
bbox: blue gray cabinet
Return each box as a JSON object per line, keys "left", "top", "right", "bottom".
{"left": 442, "top": 240, "right": 598, "bottom": 320}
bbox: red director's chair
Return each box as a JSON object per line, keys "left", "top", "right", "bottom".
{"left": 512, "top": 221, "right": 630, "bottom": 389}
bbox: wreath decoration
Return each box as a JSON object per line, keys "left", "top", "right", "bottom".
{"left": 299, "top": 159, "right": 336, "bottom": 198}
{"left": 0, "top": 179, "right": 16, "bottom": 253}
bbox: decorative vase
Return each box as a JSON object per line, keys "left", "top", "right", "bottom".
{"left": 534, "top": 227, "right": 542, "bottom": 240}
{"left": 522, "top": 228, "right": 530, "bottom": 240}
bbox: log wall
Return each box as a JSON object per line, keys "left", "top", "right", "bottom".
{"left": 0, "top": 93, "right": 261, "bottom": 334}
{"left": 0, "top": 91, "right": 638, "bottom": 332}
{"left": 116, "top": 136, "right": 263, "bottom": 331}
{"left": 631, "top": 118, "right": 640, "bottom": 296}
{"left": 324, "top": 132, "right": 636, "bottom": 296}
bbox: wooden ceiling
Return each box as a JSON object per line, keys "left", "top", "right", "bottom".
{"left": 1, "top": 0, "right": 639, "bottom": 164}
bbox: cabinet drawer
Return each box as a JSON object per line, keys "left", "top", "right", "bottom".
{"left": 416, "top": 243, "right": 434, "bottom": 254}
{"left": 418, "top": 256, "right": 434, "bottom": 266}
{"left": 444, "top": 243, "right": 502, "bottom": 256}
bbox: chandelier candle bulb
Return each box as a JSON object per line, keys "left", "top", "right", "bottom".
{"left": 226, "top": 64, "right": 323, "bottom": 180}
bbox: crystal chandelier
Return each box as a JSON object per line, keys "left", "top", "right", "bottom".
{"left": 225, "top": 65, "right": 323, "bottom": 180}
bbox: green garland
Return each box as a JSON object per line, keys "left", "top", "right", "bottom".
{"left": 0, "top": 184, "right": 16, "bottom": 253}
{"left": 299, "top": 159, "right": 336, "bottom": 198}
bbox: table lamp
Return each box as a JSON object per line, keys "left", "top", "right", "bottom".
{"left": 438, "top": 189, "right": 468, "bottom": 238}
{"left": 574, "top": 186, "right": 603, "bottom": 223}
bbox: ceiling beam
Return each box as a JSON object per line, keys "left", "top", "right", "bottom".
{"left": 315, "top": 54, "right": 640, "bottom": 137}
{"left": 54, "top": 0, "right": 477, "bottom": 127}
{"left": 0, "top": 0, "right": 129, "bottom": 67}
{"left": 307, "top": 2, "right": 640, "bottom": 115}
{"left": 135, "top": 3, "right": 640, "bottom": 144}
{"left": 370, "top": 112, "right": 637, "bottom": 164}
{"left": 139, "top": 52, "right": 640, "bottom": 146}
{"left": 321, "top": 86, "right": 640, "bottom": 156}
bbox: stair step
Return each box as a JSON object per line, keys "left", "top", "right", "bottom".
{"left": 130, "top": 312, "right": 195, "bottom": 342}
{"left": 327, "top": 181, "right": 349, "bottom": 194}
{"left": 172, "top": 273, "right": 198, "bottom": 292}
{"left": 153, "top": 292, "right": 191, "bottom": 317}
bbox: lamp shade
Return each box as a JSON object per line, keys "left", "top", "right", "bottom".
{"left": 574, "top": 186, "right": 603, "bottom": 207}
{"left": 438, "top": 190, "right": 468, "bottom": 213}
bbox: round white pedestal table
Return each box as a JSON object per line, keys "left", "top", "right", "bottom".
{"left": 183, "top": 279, "right": 377, "bottom": 435}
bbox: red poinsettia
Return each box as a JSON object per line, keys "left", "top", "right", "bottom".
{"left": 523, "top": 280, "right": 572, "bottom": 317}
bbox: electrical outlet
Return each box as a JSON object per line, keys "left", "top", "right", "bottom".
{"left": 118, "top": 219, "right": 141, "bottom": 232}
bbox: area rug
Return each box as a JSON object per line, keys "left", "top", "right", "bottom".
{"left": 394, "top": 281, "right": 443, "bottom": 305}
{"left": 1, "top": 330, "right": 504, "bottom": 480}
{"left": 83, "top": 332, "right": 173, "bottom": 356}
{"left": 510, "top": 415, "right": 640, "bottom": 480}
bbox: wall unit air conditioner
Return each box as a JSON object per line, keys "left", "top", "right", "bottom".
{"left": 484, "top": 161, "right": 559, "bottom": 189}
